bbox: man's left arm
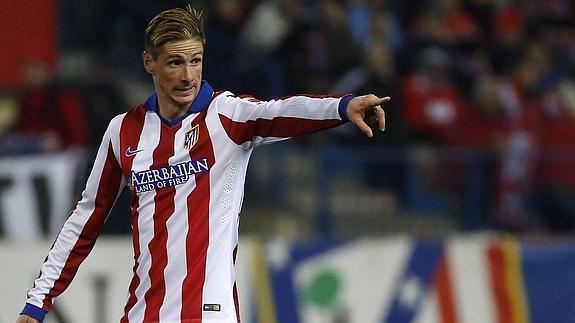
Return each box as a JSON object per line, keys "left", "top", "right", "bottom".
{"left": 216, "top": 93, "right": 389, "bottom": 148}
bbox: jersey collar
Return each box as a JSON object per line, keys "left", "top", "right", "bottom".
{"left": 143, "top": 80, "right": 215, "bottom": 126}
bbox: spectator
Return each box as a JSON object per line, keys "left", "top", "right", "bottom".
{"left": 534, "top": 77, "right": 575, "bottom": 231}
{"left": 12, "top": 60, "right": 89, "bottom": 153}
{"left": 474, "top": 44, "right": 545, "bottom": 230}
{"left": 489, "top": 6, "right": 527, "bottom": 75}
{"left": 239, "top": 0, "right": 304, "bottom": 97}
{"left": 345, "top": 0, "right": 404, "bottom": 51}
{"left": 401, "top": 46, "right": 480, "bottom": 146}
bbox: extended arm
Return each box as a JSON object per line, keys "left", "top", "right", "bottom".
{"left": 215, "top": 92, "right": 389, "bottom": 148}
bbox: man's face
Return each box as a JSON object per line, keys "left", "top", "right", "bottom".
{"left": 143, "top": 38, "right": 204, "bottom": 112}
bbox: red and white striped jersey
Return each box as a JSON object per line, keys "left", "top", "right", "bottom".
{"left": 22, "top": 81, "right": 352, "bottom": 323}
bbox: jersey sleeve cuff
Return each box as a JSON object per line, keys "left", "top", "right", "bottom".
{"left": 338, "top": 94, "right": 355, "bottom": 122}
{"left": 21, "top": 303, "right": 47, "bottom": 322}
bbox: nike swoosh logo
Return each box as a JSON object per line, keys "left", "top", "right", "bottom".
{"left": 125, "top": 147, "right": 147, "bottom": 157}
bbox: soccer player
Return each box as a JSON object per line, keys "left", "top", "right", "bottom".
{"left": 16, "top": 5, "right": 389, "bottom": 323}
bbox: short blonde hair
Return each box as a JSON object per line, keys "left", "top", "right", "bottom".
{"left": 144, "top": 4, "right": 205, "bottom": 59}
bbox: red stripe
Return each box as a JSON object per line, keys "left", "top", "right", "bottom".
{"left": 120, "top": 106, "right": 147, "bottom": 180}
{"left": 142, "top": 123, "right": 181, "bottom": 321}
{"left": 219, "top": 114, "right": 341, "bottom": 146}
{"left": 233, "top": 283, "right": 240, "bottom": 323}
{"left": 120, "top": 193, "right": 140, "bottom": 323}
{"left": 487, "top": 243, "right": 513, "bottom": 323}
{"left": 43, "top": 144, "right": 123, "bottom": 309}
{"left": 119, "top": 109, "right": 146, "bottom": 322}
{"left": 181, "top": 111, "right": 214, "bottom": 320}
{"left": 435, "top": 255, "right": 458, "bottom": 323}
{"left": 232, "top": 245, "right": 241, "bottom": 323}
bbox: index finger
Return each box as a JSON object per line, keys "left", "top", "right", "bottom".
{"left": 362, "top": 96, "right": 390, "bottom": 108}
{"left": 374, "top": 96, "right": 391, "bottom": 105}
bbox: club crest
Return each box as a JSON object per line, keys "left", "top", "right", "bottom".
{"left": 184, "top": 124, "right": 200, "bottom": 150}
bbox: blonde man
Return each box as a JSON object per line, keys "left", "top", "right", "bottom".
{"left": 16, "top": 5, "right": 388, "bottom": 323}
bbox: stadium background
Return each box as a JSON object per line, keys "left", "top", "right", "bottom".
{"left": 0, "top": 0, "right": 574, "bottom": 322}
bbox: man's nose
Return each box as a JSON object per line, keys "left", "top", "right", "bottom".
{"left": 182, "top": 66, "right": 194, "bottom": 82}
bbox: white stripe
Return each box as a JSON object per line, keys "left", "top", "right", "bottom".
{"left": 368, "top": 237, "right": 413, "bottom": 323}
{"left": 413, "top": 287, "right": 441, "bottom": 323}
{"left": 159, "top": 115, "right": 198, "bottom": 321}
{"left": 199, "top": 106, "right": 251, "bottom": 322}
{"left": 448, "top": 237, "right": 496, "bottom": 323}
{"left": 217, "top": 93, "right": 342, "bottom": 123}
{"left": 109, "top": 114, "right": 127, "bottom": 162}
{"left": 128, "top": 112, "right": 162, "bottom": 323}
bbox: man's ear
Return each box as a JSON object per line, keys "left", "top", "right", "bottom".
{"left": 142, "top": 51, "right": 155, "bottom": 75}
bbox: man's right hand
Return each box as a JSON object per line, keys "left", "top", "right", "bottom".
{"left": 15, "top": 315, "right": 40, "bottom": 323}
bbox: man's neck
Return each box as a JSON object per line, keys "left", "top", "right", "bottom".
{"left": 157, "top": 99, "right": 187, "bottom": 121}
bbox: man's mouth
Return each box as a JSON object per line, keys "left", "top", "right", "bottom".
{"left": 174, "top": 86, "right": 195, "bottom": 96}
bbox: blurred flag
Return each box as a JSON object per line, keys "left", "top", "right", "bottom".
{"left": 259, "top": 236, "right": 575, "bottom": 323}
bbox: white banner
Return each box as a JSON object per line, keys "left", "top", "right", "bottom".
{"left": 0, "top": 151, "right": 86, "bottom": 240}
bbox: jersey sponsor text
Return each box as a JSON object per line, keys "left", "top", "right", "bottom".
{"left": 130, "top": 158, "right": 209, "bottom": 193}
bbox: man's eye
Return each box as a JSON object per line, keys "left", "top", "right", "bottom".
{"left": 168, "top": 60, "right": 182, "bottom": 67}
{"left": 192, "top": 58, "right": 202, "bottom": 64}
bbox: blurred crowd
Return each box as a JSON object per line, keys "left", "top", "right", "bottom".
{"left": 0, "top": 0, "right": 574, "bottom": 233}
